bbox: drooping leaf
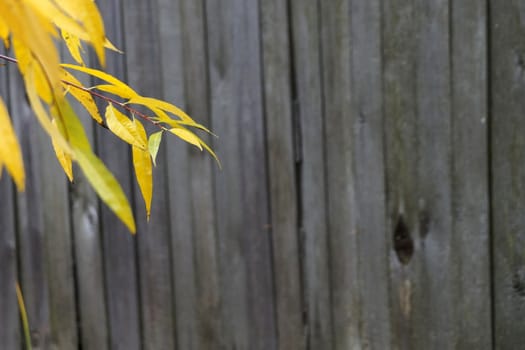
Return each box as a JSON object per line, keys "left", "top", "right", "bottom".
{"left": 61, "top": 30, "right": 85, "bottom": 65}
{"left": 128, "top": 96, "right": 193, "bottom": 123}
{"left": 105, "top": 104, "right": 146, "bottom": 149}
{"left": 93, "top": 84, "right": 137, "bottom": 99}
{"left": 61, "top": 64, "right": 138, "bottom": 99}
{"left": 0, "top": 96, "right": 25, "bottom": 191}
{"left": 148, "top": 131, "right": 163, "bottom": 166}
{"left": 24, "top": 64, "right": 72, "bottom": 154}
{"left": 132, "top": 119, "right": 152, "bottom": 219}
{"left": 0, "top": 16, "right": 9, "bottom": 48}
{"left": 169, "top": 127, "right": 203, "bottom": 151}
{"left": 75, "top": 148, "right": 135, "bottom": 233}
{"left": 54, "top": 0, "right": 106, "bottom": 66}
{"left": 51, "top": 119, "right": 73, "bottom": 182}
{"left": 198, "top": 138, "right": 221, "bottom": 169}
{"left": 60, "top": 69, "right": 103, "bottom": 124}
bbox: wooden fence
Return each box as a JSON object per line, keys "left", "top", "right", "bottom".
{"left": 1, "top": 0, "right": 524, "bottom": 349}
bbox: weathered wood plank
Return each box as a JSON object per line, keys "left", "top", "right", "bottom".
{"left": 123, "top": 1, "right": 177, "bottom": 349}
{"left": 206, "top": 0, "right": 276, "bottom": 348}
{"left": 491, "top": 0, "right": 525, "bottom": 347}
{"left": 158, "top": 0, "right": 222, "bottom": 348}
{"left": 289, "top": 1, "right": 333, "bottom": 348}
{"left": 450, "top": 1, "right": 491, "bottom": 348}
{"left": 260, "top": 0, "right": 303, "bottom": 349}
{"left": 349, "top": 0, "right": 391, "bottom": 348}
{"left": 382, "top": 0, "right": 488, "bottom": 348}
{"left": 381, "top": 1, "right": 419, "bottom": 347}
{"left": 0, "top": 54, "right": 20, "bottom": 350}
{"left": 67, "top": 48, "right": 109, "bottom": 350}
{"left": 9, "top": 55, "right": 51, "bottom": 350}
{"left": 96, "top": 2, "right": 142, "bottom": 349}
{"left": 320, "top": 1, "right": 361, "bottom": 348}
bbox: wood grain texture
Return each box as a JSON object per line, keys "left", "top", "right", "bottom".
{"left": 0, "top": 54, "right": 20, "bottom": 350}
{"left": 261, "top": 0, "right": 303, "bottom": 349}
{"left": 491, "top": 0, "right": 525, "bottom": 347}
{"left": 67, "top": 48, "right": 109, "bottom": 350}
{"left": 159, "top": 0, "right": 222, "bottom": 348}
{"left": 289, "top": 1, "right": 333, "bottom": 348}
{"left": 450, "top": 1, "right": 491, "bottom": 348}
{"left": 320, "top": 1, "right": 361, "bottom": 348}
{"left": 97, "top": 2, "right": 142, "bottom": 349}
{"left": 206, "top": 0, "right": 277, "bottom": 348}
{"left": 123, "top": 1, "right": 176, "bottom": 349}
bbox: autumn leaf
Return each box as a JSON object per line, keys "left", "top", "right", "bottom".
{"left": 105, "top": 103, "right": 146, "bottom": 149}
{"left": 61, "top": 64, "right": 138, "bottom": 99}
{"left": 0, "top": 96, "right": 25, "bottom": 191}
{"left": 169, "top": 127, "right": 203, "bottom": 151}
{"left": 75, "top": 149, "right": 136, "bottom": 233}
{"left": 132, "top": 119, "right": 153, "bottom": 219}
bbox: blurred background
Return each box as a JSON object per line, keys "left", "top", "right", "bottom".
{"left": 1, "top": 0, "right": 525, "bottom": 349}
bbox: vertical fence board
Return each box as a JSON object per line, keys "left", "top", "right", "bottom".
{"left": 0, "top": 58, "right": 19, "bottom": 350}
{"left": 261, "top": 0, "right": 303, "bottom": 349}
{"left": 9, "top": 61, "right": 51, "bottom": 350}
{"left": 97, "top": 2, "right": 142, "bottom": 349}
{"left": 123, "top": 1, "right": 177, "bottom": 349}
{"left": 159, "top": 0, "right": 223, "bottom": 348}
{"left": 206, "top": 0, "right": 276, "bottom": 348}
{"left": 350, "top": 0, "right": 391, "bottom": 348}
{"left": 491, "top": 0, "right": 525, "bottom": 347}
{"left": 320, "top": 1, "right": 362, "bottom": 349}
{"left": 382, "top": 0, "right": 419, "bottom": 348}
{"left": 450, "top": 1, "right": 491, "bottom": 348}
{"left": 68, "top": 50, "right": 109, "bottom": 350}
{"left": 289, "top": 1, "right": 333, "bottom": 349}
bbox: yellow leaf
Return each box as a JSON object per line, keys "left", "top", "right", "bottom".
{"left": 60, "top": 69, "right": 103, "bottom": 124}
{"left": 132, "top": 120, "right": 152, "bottom": 219}
{"left": 75, "top": 148, "right": 135, "bottom": 233}
{"left": 0, "top": 0, "right": 62, "bottom": 94}
{"left": 169, "top": 127, "right": 203, "bottom": 151}
{"left": 148, "top": 131, "right": 163, "bottom": 166}
{"left": 94, "top": 84, "right": 137, "bottom": 99}
{"left": 105, "top": 104, "right": 146, "bottom": 149}
{"left": 61, "top": 30, "right": 85, "bottom": 65}
{"left": 0, "top": 16, "right": 9, "bottom": 48}
{"left": 0, "top": 97, "right": 25, "bottom": 191}
{"left": 24, "top": 64, "right": 72, "bottom": 155}
{"left": 61, "top": 64, "right": 138, "bottom": 99}
{"left": 51, "top": 119, "right": 73, "bottom": 182}
{"left": 12, "top": 38, "right": 53, "bottom": 104}
{"left": 54, "top": 0, "right": 106, "bottom": 66}
{"left": 104, "top": 38, "right": 122, "bottom": 53}
{"left": 127, "top": 96, "right": 194, "bottom": 123}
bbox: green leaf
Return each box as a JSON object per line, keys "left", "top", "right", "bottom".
{"left": 148, "top": 131, "right": 163, "bottom": 166}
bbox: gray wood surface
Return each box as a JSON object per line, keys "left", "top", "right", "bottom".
{"left": 320, "top": 1, "right": 361, "bottom": 349}
{"left": 0, "top": 54, "right": 19, "bottom": 350}
{"left": 206, "top": 0, "right": 276, "bottom": 348}
{"left": 491, "top": 0, "right": 525, "bottom": 347}
{"left": 261, "top": 0, "right": 303, "bottom": 349}
{"left": 0, "top": 1, "right": 515, "bottom": 349}
{"left": 290, "top": 1, "right": 333, "bottom": 348}
{"left": 124, "top": 1, "right": 177, "bottom": 349}
{"left": 97, "top": 2, "right": 142, "bottom": 350}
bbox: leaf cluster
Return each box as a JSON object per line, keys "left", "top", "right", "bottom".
{"left": 0, "top": 0, "right": 217, "bottom": 233}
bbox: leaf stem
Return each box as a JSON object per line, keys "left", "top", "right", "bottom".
{"left": 0, "top": 53, "right": 168, "bottom": 132}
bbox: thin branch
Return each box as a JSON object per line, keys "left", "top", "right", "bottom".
{"left": 0, "top": 53, "right": 168, "bottom": 132}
